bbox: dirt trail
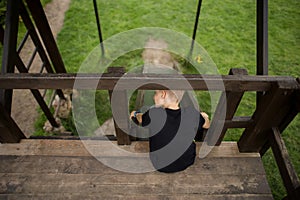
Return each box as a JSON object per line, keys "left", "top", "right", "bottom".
{"left": 11, "top": 0, "right": 71, "bottom": 137}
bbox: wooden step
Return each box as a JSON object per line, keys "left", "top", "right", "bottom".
{"left": 0, "top": 139, "right": 273, "bottom": 199}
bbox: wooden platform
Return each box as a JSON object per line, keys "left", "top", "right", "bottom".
{"left": 0, "top": 139, "right": 273, "bottom": 199}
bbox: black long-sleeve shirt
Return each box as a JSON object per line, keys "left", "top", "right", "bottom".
{"left": 132, "top": 106, "right": 205, "bottom": 173}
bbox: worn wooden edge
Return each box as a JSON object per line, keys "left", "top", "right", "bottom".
{"left": 0, "top": 139, "right": 260, "bottom": 158}
{"left": 0, "top": 173, "right": 271, "bottom": 195}
{"left": 0, "top": 194, "right": 274, "bottom": 200}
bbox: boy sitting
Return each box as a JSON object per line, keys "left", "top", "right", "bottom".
{"left": 130, "top": 90, "right": 210, "bottom": 173}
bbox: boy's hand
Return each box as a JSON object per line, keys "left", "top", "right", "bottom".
{"left": 130, "top": 111, "right": 143, "bottom": 124}
{"left": 130, "top": 111, "right": 136, "bottom": 119}
{"left": 201, "top": 112, "right": 210, "bottom": 129}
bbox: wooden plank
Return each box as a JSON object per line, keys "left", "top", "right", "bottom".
{"left": 0, "top": 140, "right": 259, "bottom": 158}
{"left": 0, "top": 139, "right": 272, "bottom": 198}
{"left": 0, "top": 155, "right": 265, "bottom": 175}
{"left": 0, "top": 173, "right": 271, "bottom": 195}
{"left": 0, "top": 0, "right": 20, "bottom": 115}
{"left": 238, "top": 81, "right": 298, "bottom": 152}
{"left": 108, "top": 67, "right": 131, "bottom": 145}
{"left": 0, "top": 73, "right": 297, "bottom": 91}
{"left": 25, "top": 0, "right": 67, "bottom": 73}
{"left": 270, "top": 127, "right": 300, "bottom": 197}
{"left": 207, "top": 68, "right": 248, "bottom": 146}
{"left": 0, "top": 103, "right": 26, "bottom": 143}
{"left": 0, "top": 194, "right": 274, "bottom": 200}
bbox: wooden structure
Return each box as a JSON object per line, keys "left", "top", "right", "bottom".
{"left": 0, "top": 0, "right": 299, "bottom": 199}
{"left": 0, "top": 140, "right": 273, "bottom": 199}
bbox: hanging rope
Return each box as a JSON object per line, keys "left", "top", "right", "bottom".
{"left": 93, "top": 0, "right": 105, "bottom": 57}
{"left": 188, "top": 0, "right": 203, "bottom": 60}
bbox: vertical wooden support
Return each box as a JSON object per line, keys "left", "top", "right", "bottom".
{"left": 238, "top": 81, "right": 296, "bottom": 152}
{"left": 108, "top": 67, "right": 131, "bottom": 145}
{"left": 207, "top": 68, "right": 247, "bottom": 146}
{"left": 0, "top": 103, "right": 26, "bottom": 143}
{"left": 25, "top": 0, "right": 67, "bottom": 73}
{"left": 270, "top": 127, "right": 300, "bottom": 199}
{"left": 256, "top": 0, "right": 268, "bottom": 105}
{"left": 0, "top": 0, "right": 20, "bottom": 114}
{"left": 260, "top": 80, "right": 300, "bottom": 156}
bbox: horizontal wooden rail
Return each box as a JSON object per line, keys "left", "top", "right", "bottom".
{"left": 0, "top": 73, "right": 298, "bottom": 92}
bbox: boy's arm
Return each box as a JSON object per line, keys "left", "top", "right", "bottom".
{"left": 200, "top": 112, "right": 210, "bottom": 129}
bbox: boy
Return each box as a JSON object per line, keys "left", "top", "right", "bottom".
{"left": 130, "top": 90, "right": 210, "bottom": 173}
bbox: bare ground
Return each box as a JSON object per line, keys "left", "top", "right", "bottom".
{"left": 11, "top": 0, "right": 71, "bottom": 137}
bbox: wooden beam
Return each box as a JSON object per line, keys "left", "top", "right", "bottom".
{"left": 260, "top": 90, "right": 300, "bottom": 156}
{"left": 270, "top": 127, "right": 300, "bottom": 198}
{"left": 0, "top": 102, "right": 26, "bottom": 143}
{"left": 207, "top": 68, "right": 248, "bottom": 146}
{"left": 0, "top": 73, "right": 297, "bottom": 92}
{"left": 224, "top": 116, "right": 253, "bottom": 129}
{"left": 0, "top": 0, "right": 20, "bottom": 114}
{"left": 108, "top": 67, "right": 131, "bottom": 145}
{"left": 257, "top": 0, "right": 268, "bottom": 76}
{"left": 25, "top": 0, "right": 67, "bottom": 73}
{"left": 238, "top": 81, "right": 298, "bottom": 152}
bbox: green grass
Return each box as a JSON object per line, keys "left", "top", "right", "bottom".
{"left": 0, "top": 0, "right": 299, "bottom": 199}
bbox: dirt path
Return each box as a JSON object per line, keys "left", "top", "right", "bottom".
{"left": 11, "top": 0, "right": 71, "bottom": 137}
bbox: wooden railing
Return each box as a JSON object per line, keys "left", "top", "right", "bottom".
{"left": 0, "top": 67, "right": 299, "bottom": 198}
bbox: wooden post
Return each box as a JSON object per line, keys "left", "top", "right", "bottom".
{"left": 207, "top": 68, "right": 248, "bottom": 146}
{"left": 0, "top": 0, "right": 20, "bottom": 114}
{"left": 108, "top": 67, "right": 131, "bottom": 145}
{"left": 238, "top": 81, "right": 297, "bottom": 152}
{"left": 0, "top": 103, "right": 26, "bottom": 143}
{"left": 270, "top": 127, "right": 300, "bottom": 199}
{"left": 256, "top": 0, "right": 268, "bottom": 106}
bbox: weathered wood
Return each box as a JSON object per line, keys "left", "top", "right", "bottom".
{"left": 0, "top": 140, "right": 259, "bottom": 158}
{"left": 0, "top": 173, "right": 271, "bottom": 195}
{"left": 0, "top": 0, "right": 20, "bottom": 115}
{"left": 207, "top": 68, "right": 248, "bottom": 146}
{"left": 0, "top": 73, "right": 297, "bottom": 91}
{"left": 0, "top": 103, "right": 26, "bottom": 143}
{"left": 0, "top": 155, "right": 264, "bottom": 175}
{"left": 108, "top": 67, "right": 131, "bottom": 145}
{"left": 238, "top": 81, "right": 299, "bottom": 152}
{"left": 270, "top": 127, "right": 300, "bottom": 198}
{"left": 25, "top": 0, "right": 67, "bottom": 73}
{"left": 0, "top": 140, "right": 272, "bottom": 198}
{"left": 0, "top": 194, "right": 274, "bottom": 200}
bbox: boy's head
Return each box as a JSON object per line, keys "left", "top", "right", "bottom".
{"left": 153, "top": 90, "right": 184, "bottom": 108}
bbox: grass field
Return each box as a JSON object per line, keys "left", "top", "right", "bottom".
{"left": 1, "top": 0, "right": 299, "bottom": 199}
